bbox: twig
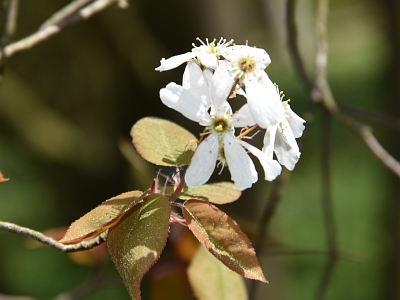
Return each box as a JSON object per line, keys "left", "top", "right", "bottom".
{"left": 0, "top": 0, "right": 19, "bottom": 77}
{"left": 312, "top": 1, "right": 340, "bottom": 298}
{"left": 0, "top": 220, "right": 107, "bottom": 252}
{"left": 287, "top": 0, "right": 400, "bottom": 180}
{"left": 248, "top": 168, "right": 291, "bottom": 300}
{"left": 1, "top": 0, "right": 19, "bottom": 46}
{"left": 0, "top": 0, "right": 118, "bottom": 63}
{"left": 53, "top": 266, "right": 123, "bottom": 300}
{"left": 286, "top": 0, "right": 314, "bottom": 91}
{"left": 339, "top": 103, "right": 400, "bottom": 131}
{"left": 315, "top": 108, "right": 338, "bottom": 300}
{"left": 40, "top": 0, "right": 95, "bottom": 29}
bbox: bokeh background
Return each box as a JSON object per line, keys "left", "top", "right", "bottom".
{"left": 0, "top": 0, "right": 399, "bottom": 299}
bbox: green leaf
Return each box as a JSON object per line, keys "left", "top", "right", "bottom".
{"left": 107, "top": 194, "right": 171, "bottom": 300}
{"left": 60, "top": 190, "right": 146, "bottom": 243}
{"left": 188, "top": 246, "right": 248, "bottom": 300}
{"left": 183, "top": 199, "right": 267, "bottom": 282}
{"left": 131, "top": 117, "right": 197, "bottom": 166}
{"left": 178, "top": 182, "right": 241, "bottom": 204}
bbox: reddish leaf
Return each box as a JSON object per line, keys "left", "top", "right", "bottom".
{"left": 183, "top": 199, "right": 266, "bottom": 282}
{"left": 107, "top": 194, "right": 171, "bottom": 300}
{"left": 60, "top": 190, "right": 146, "bottom": 243}
{"left": 0, "top": 171, "right": 9, "bottom": 182}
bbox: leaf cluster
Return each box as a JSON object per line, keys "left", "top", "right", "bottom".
{"left": 59, "top": 117, "right": 265, "bottom": 300}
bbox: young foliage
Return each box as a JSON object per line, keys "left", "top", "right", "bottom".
{"left": 178, "top": 182, "right": 242, "bottom": 204}
{"left": 188, "top": 246, "right": 249, "bottom": 300}
{"left": 165, "top": 181, "right": 242, "bottom": 204}
{"left": 131, "top": 117, "right": 197, "bottom": 166}
{"left": 182, "top": 199, "right": 267, "bottom": 282}
{"left": 107, "top": 194, "right": 171, "bottom": 300}
{"left": 60, "top": 190, "right": 146, "bottom": 243}
{"left": 0, "top": 171, "right": 9, "bottom": 182}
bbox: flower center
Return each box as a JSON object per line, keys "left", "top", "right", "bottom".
{"left": 210, "top": 115, "right": 231, "bottom": 135}
{"left": 235, "top": 56, "right": 257, "bottom": 80}
{"left": 192, "top": 37, "right": 234, "bottom": 58}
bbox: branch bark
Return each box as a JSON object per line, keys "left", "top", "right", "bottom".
{"left": 0, "top": 220, "right": 107, "bottom": 252}
{"left": 0, "top": 0, "right": 119, "bottom": 81}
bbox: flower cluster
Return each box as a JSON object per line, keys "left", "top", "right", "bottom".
{"left": 156, "top": 38, "right": 305, "bottom": 190}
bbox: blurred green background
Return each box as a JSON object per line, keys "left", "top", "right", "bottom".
{"left": 0, "top": 0, "right": 399, "bottom": 299}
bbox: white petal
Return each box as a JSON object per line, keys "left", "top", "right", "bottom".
{"left": 240, "top": 140, "right": 282, "bottom": 181}
{"left": 274, "top": 125, "right": 301, "bottom": 171}
{"left": 155, "top": 52, "right": 198, "bottom": 71}
{"left": 245, "top": 79, "right": 284, "bottom": 128}
{"left": 197, "top": 53, "right": 218, "bottom": 69}
{"left": 223, "top": 134, "right": 257, "bottom": 190}
{"left": 160, "top": 83, "right": 210, "bottom": 124}
{"left": 182, "top": 62, "right": 211, "bottom": 107}
{"left": 262, "top": 125, "right": 277, "bottom": 159}
{"left": 280, "top": 120, "right": 299, "bottom": 152}
{"left": 203, "top": 68, "right": 214, "bottom": 84}
{"left": 285, "top": 104, "right": 306, "bottom": 138}
{"left": 185, "top": 134, "right": 219, "bottom": 187}
{"left": 211, "top": 64, "right": 235, "bottom": 110}
{"left": 182, "top": 62, "right": 203, "bottom": 90}
{"left": 231, "top": 104, "right": 256, "bottom": 127}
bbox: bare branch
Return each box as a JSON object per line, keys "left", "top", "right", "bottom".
{"left": 286, "top": 0, "right": 314, "bottom": 90}
{"left": 40, "top": 0, "right": 95, "bottom": 29}
{"left": 0, "top": 0, "right": 118, "bottom": 62}
{"left": 1, "top": 0, "right": 19, "bottom": 46}
{"left": 0, "top": 220, "right": 107, "bottom": 252}
{"left": 248, "top": 169, "right": 291, "bottom": 300}
{"left": 339, "top": 103, "right": 400, "bottom": 131}
{"left": 53, "top": 266, "right": 123, "bottom": 300}
{"left": 287, "top": 0, "right": 400, "bottom": 179}
{"left": 315, "top": 108, "right": 339, "bottom": 300}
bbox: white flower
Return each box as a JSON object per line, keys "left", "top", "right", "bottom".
{"left": 155, "top": 37, "right": 233, "bottom": 72}
{"left": 263, "top": 101, "right": 305, "bottom": 171}
{"left": 220, "top": 44, "right": 285, "bottom": 128}
{"left": 159, "top": 64, "right": 281, "bottom": 190}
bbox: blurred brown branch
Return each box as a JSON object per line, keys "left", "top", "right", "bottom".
{"left": 0, "top": 0, "right": 122, "bottom": 81}
{"left": 339, "top": 104, "right": 400, "bottom": 130}
{"left": 52, "top": 265, "right": 123, "bottom": 300}
{"left": 248, "top": 168, "right": 291, "bottom": 300}
{"left": 287, "top": 0, "right": 400, "bottom": 179}
{"left": 286, "top": 0, "right": 400, "bottom": 297}
{"left": 1, "top": 0, "right": 19, "bottom": 47}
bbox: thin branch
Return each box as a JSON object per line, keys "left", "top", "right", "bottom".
{"left": 1, "top": 0, "right": 19, "bottom": 46}
{"left": 312, "top": 0, "right": 340, "bottom": 298}
{"left": 315, "top": 108, "right": 338, "bottom": 300}
{"left": 253, "top": 169, "right": 291, "bottom": 255}
{"left": 286, "top": 0, "right": 314, "bottom": 90}
{"left": 248, "top": 168, "right": 291, "bottom": 300}
{"left": 0, "top": 220, "right": 107, "bottom": 252}
{"left": 40, "top": 0, "right": 95, "bottom": 29}
{"left": 287, "top": 0, "right": 400, "bottom": 178}
{"left": 0, "top": 0, "right": 118, "bottom": 62}
{"left": 339, "top": 103, "right": 400, "bottom": 131}
{"left": 53, "top": 266, "right": 123, "bottom": 300}
{"left": 0, "top": 0, "right": 19, "bottom": 78}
